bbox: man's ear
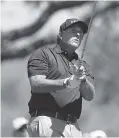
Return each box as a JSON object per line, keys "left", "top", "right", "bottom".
{"left": 57, "top": 34, "right": 62, "bottom": 41}
{"left": 59, "top": 32, "right": 62, "bottom": 39}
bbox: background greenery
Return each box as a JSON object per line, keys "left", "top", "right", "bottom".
{"left": 1, "top": 1, "right": 119, "bottom": 137}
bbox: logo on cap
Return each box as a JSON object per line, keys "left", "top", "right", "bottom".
{"left": 71, "top": 20, "right": 77, "bottom": 24}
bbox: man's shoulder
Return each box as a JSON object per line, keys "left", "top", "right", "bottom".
{"left": 32, "top": 47, "right": 49, "bottom": 55}
{"left": 28, "top": 45, "right": 56, "bottom": 61}
{"left": 33, "top": 45, "right": 55, "bottom": 54}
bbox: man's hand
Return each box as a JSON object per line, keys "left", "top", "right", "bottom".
{"left": 65, "top": 65, "right": 86, "bottom": 89}
{"left": 77, "top": 65, "right": 86, "bottom": 81}
{"left": 67, "top": 75, "right": 81, "bottom": 88}
{"left": 71, "top": 64, "right": 86, "bottom": 77}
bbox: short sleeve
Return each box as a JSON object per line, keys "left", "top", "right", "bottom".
{"left": 82, "top": 60, "right": 95, "bottom": 86}
{"left": 27, "top": 49, "right": 48, "bottom": 78}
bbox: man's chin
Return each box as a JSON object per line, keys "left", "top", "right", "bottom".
{"left": 69, "top": 43, "right": 79, "bottom": 49}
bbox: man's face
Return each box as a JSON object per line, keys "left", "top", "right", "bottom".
{"left": 61, "top": 25, "right": 84, "bottom": 51}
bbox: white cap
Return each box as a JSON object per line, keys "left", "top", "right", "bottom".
{"left": 12, "top": 117, "right": 28, "bottom": 130}
{"left": 90, "top": 130, "right": 107, "bottom": 138}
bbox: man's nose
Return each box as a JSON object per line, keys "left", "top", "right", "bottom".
{"left": 76, "top": 33, "right": 80, "bottom": 37}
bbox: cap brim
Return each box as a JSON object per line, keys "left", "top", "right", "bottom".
{"left": 60, "top": 19, "right": 88, "bottom": 34}
{"left": 72, "top": 21, "right": 88, "bottom": 34}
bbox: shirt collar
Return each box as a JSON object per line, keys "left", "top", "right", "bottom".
{"left": 54, "top": 44, "right": 63, "bottom": 54}
{"left": 54, "top": 44, "right": 79, "bottom": 61}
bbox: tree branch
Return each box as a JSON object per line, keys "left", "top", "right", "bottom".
{"left": 1, "top": 1, "right": 119, "bottom": 61}
{"left": 1, "top": 38, "right": 56, "bottom": 61}
{"left": 3, "top": 1, "right": 90, "bottom": 41}
{"left": 85, "top": 1, "right": 119, "bottom": 24}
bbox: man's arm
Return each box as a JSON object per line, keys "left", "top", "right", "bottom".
{"left": 29, "top": 75, "right": 66, "bottom": 93}
{"left": 28, "top": 49, "right": 80, "bottom": 94}
{"left": 28, "top": 49, "right": 67, "bottom": 94}
{"left": 80, "top": 77, "right": 95, "bottom": 101}
{"left": 73, "top": 63, "right": 95, "bottom": 101}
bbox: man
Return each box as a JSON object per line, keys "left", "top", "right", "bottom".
{"left": 14, "top": 18, "right": 95, "bottom": 137}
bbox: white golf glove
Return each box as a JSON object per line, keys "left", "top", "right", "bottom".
{"left": 64, "top": 65, "right": 86, "bottom": 88}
